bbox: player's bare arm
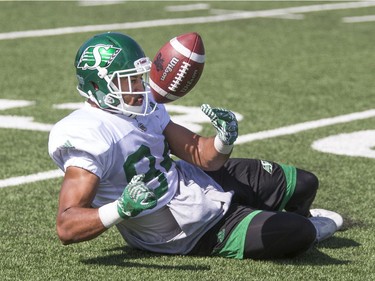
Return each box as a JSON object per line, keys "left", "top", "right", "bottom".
{"left": 56, "top": 166, "right": 105, "bottom": 245}
{"left": 57, "top": 166, "right": 157, "bottom": 245}
{"left": 163, "top": 121, "right": 230, "bottom": 171}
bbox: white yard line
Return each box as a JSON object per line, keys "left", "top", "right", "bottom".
{"left": 1, "top": 1, "right": 375, "bottom": 40}
{"left": 0, "top": 170, "right": 64, "bottom": 189}
{"left": 78, "top": 0, "right": 126, "bottom": 7}
{"left": 165, "top": 3, "right": 210, "bottom": 12}
{"left": 236, "top": 109, "right": 375, "bottom": 144}
{"left": 343, "top": 14, "right": 375, "bottom": 23}
{"left": 1, "top": 108, "right": 375, "bottom": 188}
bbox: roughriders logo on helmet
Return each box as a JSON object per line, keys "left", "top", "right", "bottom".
{"left": 77, "top": 44, "right": 121, "bottom": 70}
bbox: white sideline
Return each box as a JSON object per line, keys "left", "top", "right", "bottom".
{"left": 1, "top": 1, "right": 375, "bottom": 40}
{"left": 1, "top": 108, "right": 375, "bottom": 189}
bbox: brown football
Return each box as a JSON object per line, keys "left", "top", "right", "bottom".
{"left": 149, "top": 32, "right": 205, "bottom": 103}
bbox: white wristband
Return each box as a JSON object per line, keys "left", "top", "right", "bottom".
{"left": 214, "top": 135, "right": 233, "bottom": 154}
{"left": 98, "top": 200, "right": 123, "bottom": 228}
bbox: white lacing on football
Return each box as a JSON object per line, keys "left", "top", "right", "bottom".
{"left": 169, "top": 62, "right": 191, "bottom": 92}
{"left": 149, "top": 79, "right": 180, "bottom": 100}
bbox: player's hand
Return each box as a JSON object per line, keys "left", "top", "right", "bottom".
{"left": 117, "top": 174, "right": 157, "bottom": 218}
{"left": 201, "top": 104, "right": 238, "bottom": 145}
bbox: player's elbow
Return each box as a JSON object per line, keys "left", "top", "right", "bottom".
{"left": 200, "top": 150, "right": 230, "bottom": 171}
{"left": 56, "top": 216, "right": 79, "bottom": 245}
{"left": 202, "top": 160, "right": 226, "bottom": 171}
{"left": 56, "top": 224, "right": 74, "bottom": 245}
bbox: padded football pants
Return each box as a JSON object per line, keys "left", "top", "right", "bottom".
{"left": 192, "top": 158, "right": 318, "bottom": 259}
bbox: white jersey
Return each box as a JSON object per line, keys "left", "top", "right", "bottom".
{"left": 48, "top": 102, "right": 232, "bottom": 254}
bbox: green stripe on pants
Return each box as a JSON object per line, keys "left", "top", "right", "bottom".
{"left": 278, "top": 164, "right": 297, "bottom": 211}
{"left": 213, "top": 210, "right": 262, "bottom": 259}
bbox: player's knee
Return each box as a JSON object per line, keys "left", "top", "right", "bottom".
{"left": 278, "top": 215, "right": 316, "bottom": 257}
{"left": 283, "top": 217, "right": 316, "bottom": 258}
{"left": 307, "top": 171, "right": 319, "bottom": 192}
{"left": 297, "top": 217, "right": 317, "bottom": 245}
{"left": 244, "top": 212, "right": 316, "bottom": 259}
{"left": 284, "top": 214, "right": 316, "bottom": 242}
{"left": 297, "top": 169, "right": 319, "bottom": 195}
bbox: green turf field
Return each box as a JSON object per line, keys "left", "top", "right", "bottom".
{"left": 0, "top": 1, "right": 374, "bottom": 280}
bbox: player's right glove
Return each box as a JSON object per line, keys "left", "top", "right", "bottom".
{"left": 117, "top": 174, "right": 157, "bottom": 218}
{"left": 201, "top": 104, "right": 238, "bottom": 145}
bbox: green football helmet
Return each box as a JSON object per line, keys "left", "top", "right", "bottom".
{"left": 74, "top": 32, "right": 155, "bottom": 116}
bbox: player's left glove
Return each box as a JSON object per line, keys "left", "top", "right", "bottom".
{"left": 117, "top": 174, "right": 157, "bottom": 218}
{"left": 98, "top": 174, "right": 157, "bottom": 228}
{"left": 201, "top": 104, "right": 238, "bottom": 145}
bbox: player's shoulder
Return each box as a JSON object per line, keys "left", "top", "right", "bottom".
{"left": 51, "top": 103, "right": 122, "bottom": 136}
{"left": 48, "top": 105, "right": 118, "bottom": 153}
{"left": 149, "top": 101, "right": 170, "bottom": 127}
{"left": 53, "top": 105, "right": 102, "bottom": 128}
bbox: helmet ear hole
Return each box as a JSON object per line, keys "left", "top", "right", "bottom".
{"left": 91, "top": 82, "right": 99, "bottom": 90}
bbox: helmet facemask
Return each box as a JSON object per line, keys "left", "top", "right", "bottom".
{"left": 100, "top": 57, "right": 156, "bottom": 116}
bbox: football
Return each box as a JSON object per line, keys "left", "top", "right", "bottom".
{"left": 149, "top": 32, "right": 205, "bottom": 103}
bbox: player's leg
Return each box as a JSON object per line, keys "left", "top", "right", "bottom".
{"left": 189, "top": 203, "right": 340, "bottom": 259}
{"left": 284, "top": 168, "right": 319, "bottom": 216}
{"left": 243, "top": 210, "right": 340, "bottom": 259}
{"left": 206, "top": 158, "right": 318, "bottom": 216}
{"left": 205, "top": 158, "right": 276, "bottom": 208}
{"left": 189, "top": 204, "right": 317, "bottom": 259}
{"left": 243, "top": 211, "right": 316, "bottom": 259}
{"left": 276, "top": 166, "right": 343, "bottom": 229}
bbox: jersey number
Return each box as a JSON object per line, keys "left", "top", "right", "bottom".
{"left": 124, "top": 143, "right": 172, "bottom": 198}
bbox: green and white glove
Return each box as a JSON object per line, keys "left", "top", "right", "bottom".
{"left": 117, "top": 174, "right": 157, "bottom": 218}
{"left": 201, "top": 104, "right": 238, "bottom": 153}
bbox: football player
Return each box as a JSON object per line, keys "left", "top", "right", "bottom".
{"left": 48, "top": 32, "right": 342, "bottom": 259}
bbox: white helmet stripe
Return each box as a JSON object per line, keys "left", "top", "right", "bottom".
{"left": 170, "top": 37, "right": 205, "bottom": 63}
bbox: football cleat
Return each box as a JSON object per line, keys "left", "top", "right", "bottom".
{"left": 310, "top": 209, "right": 343, "bottom": 230}
{"left": 309, "top": 216, "right": 337, "bottom": 242}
